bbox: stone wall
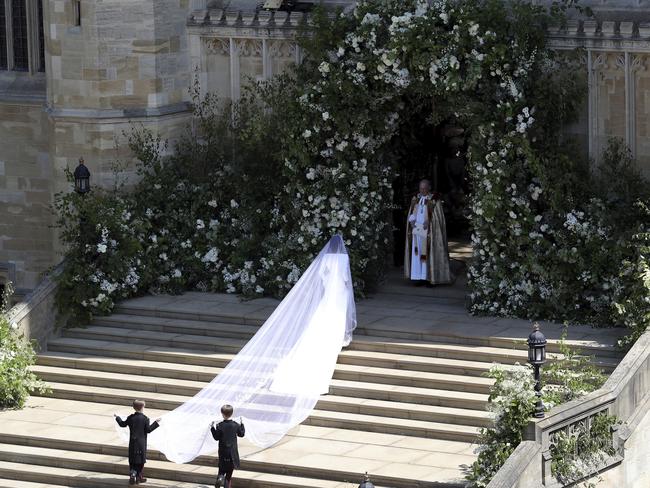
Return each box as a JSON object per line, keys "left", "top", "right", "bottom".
{"left": 45, "top": 0, "right": 191, "bottom": 111}
{"left": 583, "top": 396, "right": 650, "bottom": 487}
{"left": 0, "top": 98, "right": 52, "bottom": 290}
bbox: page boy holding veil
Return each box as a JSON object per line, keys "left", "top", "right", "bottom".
{"left": 210, "top": 404, "right": 245, "bottom": 488}
{"left": 114, "top": 400, "right": 161, "bottom": 485}
{"left": 404, "top": 179, "right": 452, "bottom": 286}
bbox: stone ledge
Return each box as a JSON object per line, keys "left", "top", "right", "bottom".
{"left": 45, "top": 102, "right": 192, "bottom": 121}
{"left": 486, "top": 441, "right": 543, "bottom": 488}
{"left": 6, "top": 264, "right": 62, "bottom": 351}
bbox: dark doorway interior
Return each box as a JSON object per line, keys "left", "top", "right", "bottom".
{"left": 390, "top": 104, "right": 471, "bottom": 267}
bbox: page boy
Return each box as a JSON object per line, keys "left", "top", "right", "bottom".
{"left": 114, "top": 400, "right": 161, "bottom": 485}
{"left": 210, "top": 404, "right": 245, "bottom": 488}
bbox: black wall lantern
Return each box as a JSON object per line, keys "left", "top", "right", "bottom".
{"left": 527, "top": 322, "right": 547, "bottom": 418}
{"left": 74, "top": 157, "right": 91, "bottom": 194}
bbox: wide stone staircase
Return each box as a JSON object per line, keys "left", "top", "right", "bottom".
{"left": 0, "top": 291, "right": 624, "bottom": 488}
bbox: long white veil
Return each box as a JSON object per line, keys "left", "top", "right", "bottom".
{"left": 115, "top": 235, "right": 356, "bottom": 463}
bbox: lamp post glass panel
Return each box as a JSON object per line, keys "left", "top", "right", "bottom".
{"left": 359, "top": 473, "right": 375, "bottom": 488}
{"left": 74, "top": 158, "right": 91, "bottom": 194}
{"left": 528, "top": 323, "right": 547, "bottom": 418}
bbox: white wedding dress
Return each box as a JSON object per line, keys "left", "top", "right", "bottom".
{"left": 270, "top": 253, "right": 351, "bottom": 395}
{"left": 115, "top": 236, "right": 356, "bottom": 463}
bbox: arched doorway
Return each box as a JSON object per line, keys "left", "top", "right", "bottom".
{"left": 390, "top": 102, "right": 470, "bottom": 267}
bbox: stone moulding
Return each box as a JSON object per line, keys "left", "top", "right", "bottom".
{"left": 548, "top": 20, "right": 650, "bottom": 52}
{"left": 487, "top": 329, "right": 650, "bottom": 487}
{"left": 45, "top": 102, "right": 192, "bottom": 122}
{"left": 188, "top": 7, "right": 307, "bottom": 31}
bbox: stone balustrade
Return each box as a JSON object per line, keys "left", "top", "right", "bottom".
{"left": 5, "top": 265, "right": 62, "bottom": 352}
{"left": 488, "top": 329, "right": 650, "bottom": 487}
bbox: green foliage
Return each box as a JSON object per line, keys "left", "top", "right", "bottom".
{"left": 466, "top": 363, "right": 537, "bottom": 487}
{"left": 550, "top": 413, "right": 619, "bottom": 487}
{"left": 0, "top": 284, "right": 49, "bottom": 410}
{"left": 543, "top": 330, "right": 607, "bottom": 407}
{"left": 466, "top": 336, "right": 608, "bottom": 487}
{"left": 52, "top": 0, "right": 650, "bottom": 350}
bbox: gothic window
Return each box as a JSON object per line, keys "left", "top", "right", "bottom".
{"left": 12, "top": 0, "right": 28, "bottom": 71}
{"left": 37, "top": 0, "right": 43, "bottom": 70}
{"left": 0, "top": 0, "right": 45, "bottom": 73}
{"left": 0, "top": 1, "right": 7, "bottom": 70}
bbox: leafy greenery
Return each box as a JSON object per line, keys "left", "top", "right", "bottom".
{"left": 466, "top": 335, "right": 608, "bottom": 487}
{"left": 52, "top": 0, "right": 650, "bottom": 350}
{"left": 550, "top": 413, "right": 619, "bottom": 488}
{"left": 543, "top": 330, "right": 607, "bottom": 408}
{"left": 466, "top": 363, "right": 537, "bottom": 486}
{"left": 0, "top": 284, "right": 49, "bottom": 409}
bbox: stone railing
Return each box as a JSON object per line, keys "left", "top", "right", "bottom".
{"left": 5, "top": 265, "right": 62, "bottom": 351}
{"left": 488, "top": 329, "right": 650, "bottom": 487}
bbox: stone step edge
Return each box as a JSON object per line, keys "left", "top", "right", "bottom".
{"left": 35, "top": 353, "right": 490, "bottom": 409}
{"left": 38, "top": 344, "right": 495, "bottom": 394}
{"left": 113, "top": 302, "right": 623, "bottom": 357}
{"left": 32, "top": 365, "right": 492, "bottom": 427}
{"left": 0, "top": 454, "right": 356, "bottom": 488}
{"left": 60, "top": 325, "right": 558, "bottom": 366}
{"left": 36, "top": 382, "right": 481, "bottom": 442}
{"left": 0, "top": 434, "right": 461, "bottom": 488}
{"left": 49, "top": 332, "right": 529, "bottom": 373}
{"left": 89, "top": 317, "right": 503, "bottom": 374}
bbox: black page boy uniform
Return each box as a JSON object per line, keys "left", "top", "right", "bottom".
{"left": 115, "top": 400, "right": 160, "bottom": 485}
{"left": 210, "top": 405, "right": 245, "bottom": 488}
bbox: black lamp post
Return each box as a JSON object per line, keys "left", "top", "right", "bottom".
{"left": 358, "top": 473, "right": 375, "bottom": 488}
{"left": 527, "top": 322, "right": 547, "bottom": 419}
{"left": 73, "top": 157, "right": 91, "bottom": 194}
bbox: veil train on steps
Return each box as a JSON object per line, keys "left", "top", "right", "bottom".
{"left": 115, "top": 235, "right": 357, "bottom": 463}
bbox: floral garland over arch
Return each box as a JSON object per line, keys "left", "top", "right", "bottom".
{"left": 264, "top": 0, "right": 584, "bottom": 304}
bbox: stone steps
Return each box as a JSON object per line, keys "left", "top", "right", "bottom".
{"left": 0, "top": 409, "right": 472, "bottom": 488}
{"left": 114, "top": 300, "right": 623, "bottom": 361}
{"left": 36, "top": 352, "right": 490, "bottom": 410}
{"left": 94, "top": 314, "right": 502, "bottom": 376}
{"left": 0, "top": 479, "right": 79, "bottom": 488}
{"left": 0, "top": 444, "right": 353, "bottom": 488}
{"left": 55, "top": 329, "right": 494, "bottom": 394}
{"left": 32, "top": 365, "right": 491, "bottom": 428}
{"left": 7, "top": 291, "right": 622, "bottom": 487}
{"left": 34, "top": 381, "right": 482, "bottom": 442}
{"left": 58, "top": 324, "right": 575, "bottom": 371}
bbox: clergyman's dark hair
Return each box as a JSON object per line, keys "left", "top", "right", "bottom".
{"left": 133, "top": 400, "right": 145, "bottom": 411}
{"left": 221, "top": 404, "right": 234, "bottom": 418}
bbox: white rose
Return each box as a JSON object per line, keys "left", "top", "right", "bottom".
{"left": 322, "top": 112, "right": 330, "bottom": 121}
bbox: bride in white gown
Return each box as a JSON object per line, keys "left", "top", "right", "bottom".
{"left": 270, "top": 252, "right": 352, "bottom": 395}
{"left": 115, "top": 235, "right": 356, "bottom": 463}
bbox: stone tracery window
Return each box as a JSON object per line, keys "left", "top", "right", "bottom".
{"left": 0, "top": 0, "right": 45, "bottom": 73}
{"left": 0, "top": 1, "right": 7, "bottom": 69}
{"left": 11, "top": 0, "right": 28, "bottom": 71}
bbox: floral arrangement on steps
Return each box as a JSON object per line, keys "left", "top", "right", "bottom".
{"left": 54, "top": 0, "right": 649, "bottom": 349}
{"left": 467, "top": 334, "right": 612, "bottom": 487}
{"left": 0, "top": 284, "right": 49, "bottom": 410}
